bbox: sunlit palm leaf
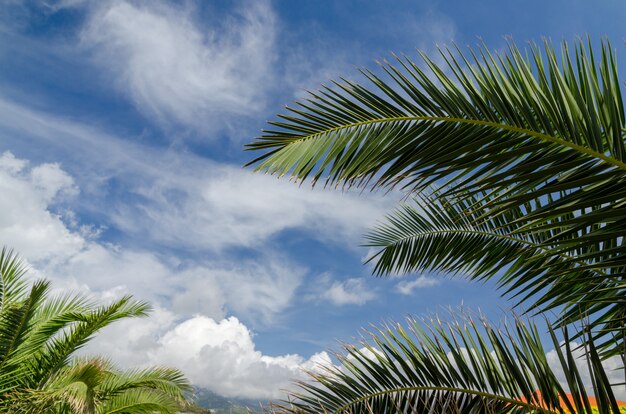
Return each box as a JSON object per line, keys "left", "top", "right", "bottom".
{"left": 246, "top": 38, "right": 626, "bottom": 348}
{"left": 0, "top": 247, "right": 29, "bottom": 308}
{"left": 13, "top": 357, "right": 190, "bottom": 414}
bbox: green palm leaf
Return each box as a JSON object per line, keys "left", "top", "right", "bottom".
{"left": 0, "top": 247, "right": 192, "bottom": 413}
{"left": 272, "top": 313, "right": 623, "bottom": 414}
{"left": 97, "top": 365, "right": 190, "bottom": 402}
{"left": 0, "top": 247, "right": 29, "bottom": 308}
{"left": 32, "top": 295, "right": 150, "bottom": 383}
{"left": 14, "top": 357, "right": 190, "bottom": 414}
{"left": 247, "top": 39, "right": 626, "bottom": 256}
{"left": 365, "top": 195, "right": 626, "bottom": 356}
{"left": 246, "top": 38, "right": 626, "bottom": 347}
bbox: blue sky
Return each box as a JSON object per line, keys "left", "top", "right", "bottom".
{"left": 1, "top": 0, "right": 625, "bottom": 401}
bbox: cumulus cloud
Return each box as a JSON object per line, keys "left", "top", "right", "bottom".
{"left": 81, "top": 0, "right": 276, "bottom": 134}
{"left": 395, "top": 276, "right": 439, "bottom": 295}
{"left": 82, "top": 309, "right": 334, "bottom": 400}
{"left": 0, "top": 151, "right": 84, "bottom": 262}
{"left": 146, "top": 315, "right": 331, "bottom": 399}
{"left": 0, "top": 151, "right": 331, "bottom": 399}
{"left": 320, "top": 277, "right": 377, "bottom": 306}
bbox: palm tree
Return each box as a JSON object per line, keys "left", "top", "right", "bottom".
{"left": 0, "top": 248, "right": 191, "bottom": 413}
{"left": 15, "top": 357, "right": 190, "bottom": 414}
{"left": 247, "top": 39, "right": 626, "bottom": 412}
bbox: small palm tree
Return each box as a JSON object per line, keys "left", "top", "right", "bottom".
{"left": 247, "top": 39, "right": 626, "bottom": 412}
{"left": 0, "top": 248, "right": 191, "bottom": 413}
{"left": 16, "top": 357, "right": 190, "bottom": 414}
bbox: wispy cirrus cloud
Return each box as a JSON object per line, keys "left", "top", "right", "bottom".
{"left": 80, "top": 0, "right": 277, "bottom": 135}
{"left": 0, "top": 97, "right": 393, "bottom": 253}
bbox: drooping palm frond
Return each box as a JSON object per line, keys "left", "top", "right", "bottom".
{"left": 10, "top": 357, "right": 190, "bottom": 414}
{"left": 365, "top": 194, "right": 626, "bottom": 356}
{"left": 247, "top": 39, "right": 625, "bottom": 207}
{"left": 97, "top": 365, "right": 190, "bottom": 402}
{"left": 13, "top": 357, "right": 190, "bottom": 414}
{"left": 246, "top": 38, "right": 626, "bottom": 347}
{"left": 96, "top": 388, "right": 186, "bottom": 414}
{"left": 31, "top": 295, "right": 150, "bottom": 383}
{"left": 272, "top": 312, "right": 624, "bottom": 414}
{"left": 95, "top": 365, "right": 191, "bottom": 414}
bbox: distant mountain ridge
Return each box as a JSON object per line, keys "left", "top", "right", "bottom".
{"left": 192, "top": 387, "right": 268, "bottom": 413}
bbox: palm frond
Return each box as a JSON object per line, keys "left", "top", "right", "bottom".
{"left": 0, "top": 247, "right": 192, "bottom": 412}
{"left": 33, "top": 296, "right": 150, "bottom": 382}
{"left": 98, "top": 365, "right": 190, "bottom": 401}
{"left": 0, "top": 279, "right": 50, "bottom": 391}
{"left": 248, "top": 39, "right": 625, "bottom": 205}
{"left": 97, "top": 388, "right": 185, "bottom": 414}
{"left": 365, "top": 195, "right": 626, "bottom": 356}
{"left": 272, "top": 312, "right": 624, "bottom": 414}
{"left": 0, "top": 247, "right": 29, "bottom": 310}
{"left": 246, "top": 38, "right": 626, "bottom": 348}
{"left": 247, "top": 39, "right": 626, "bottom": 260}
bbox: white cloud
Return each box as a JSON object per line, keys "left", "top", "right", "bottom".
{"left": 0, "top": 151, "right": 330, "bottom": 399}
{"left": 149, "top": 315, "right": 331, "bottom": 399}
{"left": 0, "top": 151, "right": 84, "bottom": 262}
{"left": 0, "top": 90, "right": 392, "bottom": 401}
{"left": 0, "top": 151, "right": 306, "bottom": 325}
{"left": 115, "top": 165, "right": 391, "bottom": 252}
{"left": 168, "top": 257, "right": 305, "bottom": 326}
{"left": 81, "top": 0, "right": 276, "bottom": 134}
{"left": 395, "top": 276, "right": 439, "bottom": 295}
{"left": 88, "top": 313, "right": 332, "bottom": 400}
{"left": 321, "top": 277, "right": 376, "bottom": 306}
{"left": 218, "top": 258, "right": 305, "bottom": 326}
{"left": 0, "top": 98, "right": 393, "bottom": 253}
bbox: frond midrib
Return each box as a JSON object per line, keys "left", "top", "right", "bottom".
{"left": 330, "top": 385, "right": 560, "bottom": 414}
{"left": 261, "top": 115, "right": 626, "bottom": 172}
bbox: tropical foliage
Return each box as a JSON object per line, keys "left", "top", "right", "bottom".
{"left": 247, "top": 39, "right": 626, "bottom": 412}
{"left": 273, "top": 314, "right": 623, "bottom": 414}
{"left": 0, "top": 248, "right": 191, "bottom": 413}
